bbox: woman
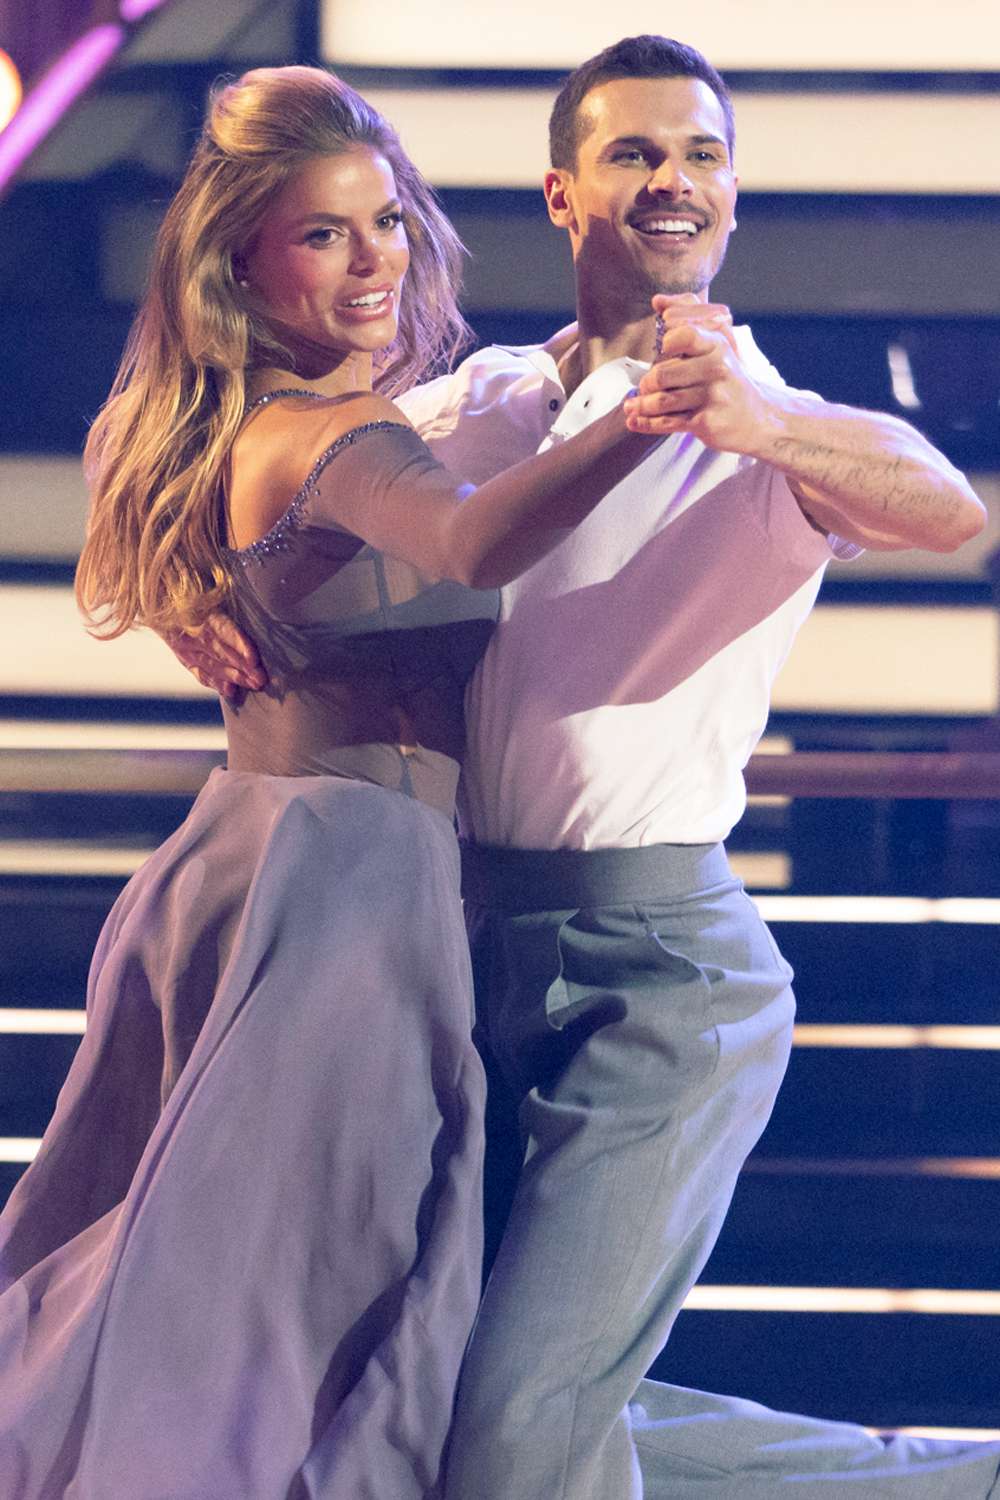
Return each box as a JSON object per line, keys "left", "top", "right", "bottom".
{"left": 0, "top": 66, "right": 667, "bottom": 1499}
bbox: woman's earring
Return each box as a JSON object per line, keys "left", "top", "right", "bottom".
{"left": 238, "top": 278, "right": 250, "bottom": 288}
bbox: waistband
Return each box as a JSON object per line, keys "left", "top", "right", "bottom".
{"left": 460, "top": 840, "right": 731, "bottom": 912}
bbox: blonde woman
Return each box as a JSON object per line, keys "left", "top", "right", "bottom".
{"left": 0, "top": 66, "right": 669, "bottom": 1499}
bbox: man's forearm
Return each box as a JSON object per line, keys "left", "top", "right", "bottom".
{"left": 753, "top": 391, "right": 986, "bottom": 552}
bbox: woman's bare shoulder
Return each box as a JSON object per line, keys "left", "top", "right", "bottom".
{"left": 227, "top": 391, "right": 413, "bottom": 548}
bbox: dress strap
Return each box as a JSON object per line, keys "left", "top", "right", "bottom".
{"left": 243, "top": 388, "right": 329, "bottom": 416}
{"left": 224, "top": 420, "right": 412, "bottom": 566}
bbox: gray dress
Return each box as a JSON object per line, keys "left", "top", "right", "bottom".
{"left": 0, "top": 420, "right": 497, "bottom": 1499}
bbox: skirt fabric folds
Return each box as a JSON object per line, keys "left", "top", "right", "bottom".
{"left": 0, "top": 769, "right": 485, "bottom": 1500}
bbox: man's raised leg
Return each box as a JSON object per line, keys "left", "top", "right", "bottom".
{"left": 445, "top": 847, "right": 794, "bottom": 1500}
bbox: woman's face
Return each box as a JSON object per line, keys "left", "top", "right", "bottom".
{"left": 240, "top": 146, "right": 410, "bottom": 371}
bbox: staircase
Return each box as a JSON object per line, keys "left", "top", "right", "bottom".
{"left": 2, "top": 695, "right": 999, "bottom": 1435}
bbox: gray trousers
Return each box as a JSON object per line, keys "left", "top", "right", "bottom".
{"left": 442, "top": 841, "right": 1000, "bottom": 1500}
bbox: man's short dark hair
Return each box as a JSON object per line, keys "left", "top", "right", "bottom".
{"left": 548, "top": 35, "right": 735, "bottom": 170}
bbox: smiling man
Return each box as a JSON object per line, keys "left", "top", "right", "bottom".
{"left": 175, "top": 35, "right": 996, "bottom": 1500}
{"left": 549, "top": 69, "right": 737, "bottom": 331}
{"left": 417, "top": 37, "right": 993, "bottom": 1500}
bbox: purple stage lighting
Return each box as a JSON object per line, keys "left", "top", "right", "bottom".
{"left": 0, "top": 0, "right": 174, "bottom": 199}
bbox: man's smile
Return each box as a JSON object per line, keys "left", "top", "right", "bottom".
{"left": 628, "top": 209, "right": 708, "bottom": 240}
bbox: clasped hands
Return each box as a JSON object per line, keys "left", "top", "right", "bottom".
{"left": 624, "top": 292, "right": 774, "bottom": 454}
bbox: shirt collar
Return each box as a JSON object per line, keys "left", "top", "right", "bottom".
{"left": 493, "top": 341, "right": 651, "bottom": 397}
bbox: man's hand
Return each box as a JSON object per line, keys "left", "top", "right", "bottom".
{"left": 625, "top": 294, "right": 985, "bottom": 553}
{"left": 655, "top": 293, "right": 740, "bottom": 357}
{"left": 164, "top": 612, "right": 268, "bottom": 703}
{"left": 625, "top": 293, "right": 774, "bottom": 454}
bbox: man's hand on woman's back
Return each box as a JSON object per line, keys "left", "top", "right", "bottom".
{"left": 164, "top": 613, "right": 267, "bottom": 702}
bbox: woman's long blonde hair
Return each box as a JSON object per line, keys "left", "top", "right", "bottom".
{"left": 76, "top": 65, "right": 470, "bottom": 638}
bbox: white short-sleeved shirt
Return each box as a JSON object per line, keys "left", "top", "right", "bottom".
{"left": 397, "top": 329, "right": 858, "bottom": 850}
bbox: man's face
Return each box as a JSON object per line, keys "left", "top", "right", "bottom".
{"left": 545, "top": 76, "right": 738, "bottom": 314}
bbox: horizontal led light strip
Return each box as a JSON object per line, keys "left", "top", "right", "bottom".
{"left": 755, "top": 896, "right": 1000, "bottom": 924}
{"left": 322, "top": 0, "right": 1000, "bottom": 71}
{"left": 4, "top": 840, "right": 1000, "bottom": 924}
{"left": 747, "top": 1157, "right": 1000, "bottom": 1180}
{"left": 4, "top": 1135, "right": 1000, "bottom": 1187}
{"left": 0, "top": 721, "right": 227, "bottom": 750}
{"left": 730, "top": 852, "right": 789, "bottom": 889}
{"left": 6, "top": 1011, "right": 1000, "bottom": 1052}
{"left": 0, "top": 1009, "right": 87, "bottom": 1034}
{"left": 0, "top": 1148, "right": 994, "bottom": 1327}
{"left": 683, "top": 1286, "right": 1000, "bottom": 1315}
{"left": 0, "top": 1139, "right": 40, "bottom": 1163}
{"left": 2, "top": 1137, "right": 998, "bottom": 1333}
{"left": 2, "top": 584, "right": 995, "bottom": 713}
{"left": 884, "top": 1428, "right": 1000, "bottom": 1442}
{"left": 793, "top": 1024, "right": 1000, "bottom": 1050}
{"left": 0, "top": 843, "right": 150, "bottom": 876}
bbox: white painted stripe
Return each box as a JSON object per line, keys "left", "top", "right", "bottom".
{"left": 684, "top": 1286, "right": 1000, "bottom": 1315}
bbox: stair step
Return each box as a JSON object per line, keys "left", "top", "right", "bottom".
{"left": 652, "top": 1305, "right": 998, "bottom": 1429}
{"left": 765, "top": 1046, "right": 1000, "bottom": 1155}
{"left": 706, "top": 1170, "right": 1000, "bottom": 1284}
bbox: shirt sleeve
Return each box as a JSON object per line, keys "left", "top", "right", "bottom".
{"left": 755, "top": 464, "right": 864, "bottom": 567}
{"left": 734, "top": 328, "right": 863, "bottom": 562}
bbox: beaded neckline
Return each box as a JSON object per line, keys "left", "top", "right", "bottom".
{"left": 224, "top": 419, "right": 409, "bottom": 565}
{"left": 244, "top": 387, "right": 329, "bottom": 416}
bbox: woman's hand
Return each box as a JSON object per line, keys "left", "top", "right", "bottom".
{"left": 623, "top": 292, "right": 774, "bottom": 452}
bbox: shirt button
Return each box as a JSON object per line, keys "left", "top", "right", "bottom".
{"left": 548, "top": 398, "right": 560, "bottom": 411}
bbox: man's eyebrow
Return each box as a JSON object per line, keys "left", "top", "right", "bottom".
{"left": 599, "top": 132, "right": 728, "bottom": 155}
{"left": 599, "top": 134, "right": 656, "bottom": 155}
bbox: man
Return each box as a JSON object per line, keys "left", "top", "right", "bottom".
{"left": 180, "top": 36, "right": 996, "bottom": 1499}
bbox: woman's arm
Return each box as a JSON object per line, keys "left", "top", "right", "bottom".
{"left": 279, "top": 392, "right": 657, "bottom": 590}
{"left": 181, "top": 385, "right": 657, "bottom": 697}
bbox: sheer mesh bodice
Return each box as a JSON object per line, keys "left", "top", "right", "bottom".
{"left": 222, "top": 421, "right": 498, "bottom": 819}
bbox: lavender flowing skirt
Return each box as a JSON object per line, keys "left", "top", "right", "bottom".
{"left": 0, "top": 770, "right": 485, "bottom": 1500}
